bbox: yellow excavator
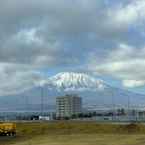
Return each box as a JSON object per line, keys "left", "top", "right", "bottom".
{"left": 0, "top": 123, "right": 16, "bottom": 136}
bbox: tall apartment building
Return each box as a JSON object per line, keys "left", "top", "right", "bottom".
{"left": 56, "top": 94, "right": 82, "bottom": 118}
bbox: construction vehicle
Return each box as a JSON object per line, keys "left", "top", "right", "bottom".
{"left": 0, "top": 123, "right": 16, "bottom": 136}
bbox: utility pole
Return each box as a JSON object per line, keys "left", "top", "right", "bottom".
{"left": 127, "top": 94, "right": 130, "bottom": 122}
{"left": 23, "top": 95, "right": 29, "bottom": 112}
{"left": 25, "top": 95, "right": 29, "bottom": 112}
{"left": 41, "top": 86, "right": 44, "bottom": 116}
{"left": 112, "top": 90, "right": 115, "bottom": 121}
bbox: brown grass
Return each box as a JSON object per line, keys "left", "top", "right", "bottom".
{"left": 1, "top": 121, "right": 145, "bottom": 145}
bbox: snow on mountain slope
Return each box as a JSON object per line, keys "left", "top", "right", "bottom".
{"left": 43, "top": 72, "right": 107, "bottom": 91}
{"left": 0, "top": 72, "right": 145, "bottom": 111}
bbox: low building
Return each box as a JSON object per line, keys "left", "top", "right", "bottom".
{"left": 39, "top": 116, "right": 50, "bottom": 121}
{"left": 56, "top": 94, "right": 82, "bottom": 118}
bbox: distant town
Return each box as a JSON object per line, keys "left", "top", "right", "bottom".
{"left": 0, "top": 94, "right": 145, "bottom": 122}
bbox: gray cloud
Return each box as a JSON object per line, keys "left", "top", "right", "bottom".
{"left": 0, "top": 0, "right": 145, "bottom": 95}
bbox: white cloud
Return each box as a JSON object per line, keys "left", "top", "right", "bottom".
{"left": 107, "top": 0, "right": 145, "bottom": 28}
{"left": 0, "top": 63, "right": 42, "bottom": 96}
{"left": 88, "top": 43, "right": 145, "bottom": 88}
{"left": 122, "top": 80, "right": 145, "bottom": 88}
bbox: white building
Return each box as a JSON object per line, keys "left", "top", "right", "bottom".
{"left": 56, "top": 94, "right": 82, "bottom": 118}
{"left": 39, "top": 116, "right": 50, "bottom": 121}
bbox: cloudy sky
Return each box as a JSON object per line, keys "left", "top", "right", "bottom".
{"left": 0, "top": 0, "right": 145, "bottom": 96}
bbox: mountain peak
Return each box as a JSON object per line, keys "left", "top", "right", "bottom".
{"left": 45, "top": 72, "right": 106, "bottom": 91}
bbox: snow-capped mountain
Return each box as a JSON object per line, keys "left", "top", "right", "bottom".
{"left": 36, "top": 72, "right": 145, "bottom": 108}
{"left": 41, "top": 72, "right": 107, "bottom": 91}
{"left": 0, "top": 72, "right": 145, "bottom": 111}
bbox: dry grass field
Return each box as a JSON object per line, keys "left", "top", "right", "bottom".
{"left": 1, "top": 121, "right": 145, "bottom": 145}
